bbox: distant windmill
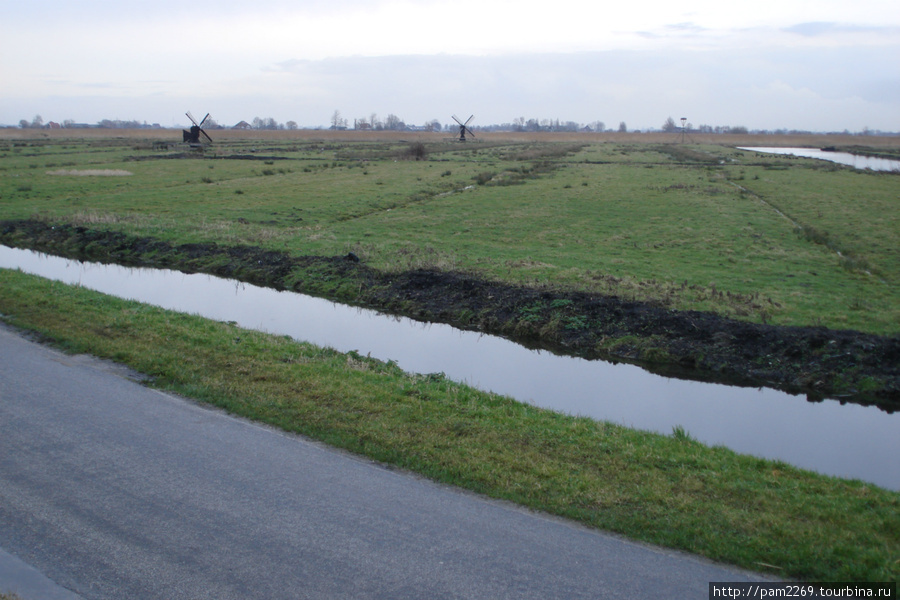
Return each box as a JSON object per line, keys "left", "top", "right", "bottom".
{"left": 183, "top": 111, "right": 213, "bottom": 145}
{"left": 452, "top": 114, "right": 475, "bottom": 142}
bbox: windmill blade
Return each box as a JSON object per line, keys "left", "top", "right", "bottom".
{"left": 186, "top": 111, "right": 199, "bottom": 127}
{"left": 452, "top": 115, "right": 463, "bottom": 126}
{"left": 199, "top": 113, "right": 210, "bottom": 127}
{"left": 199, "top": 128, "right": 213, "bottom": 143}
{"left": 464, "top": 115, "right": 474, "bottom": 126}
{"left": 463, "top": 126, "right": 475, "bottom": 138}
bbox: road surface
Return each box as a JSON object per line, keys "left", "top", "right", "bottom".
{"left": 0, "top": 323, "right": 768, "bottom": 599}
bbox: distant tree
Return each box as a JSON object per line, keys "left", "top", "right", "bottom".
{"left": 662, "top": 116, "right": 678, "bottom": 132}
{"left": 618, "top": 121, "right": 627, "bottom": 132}
{"left": 425, "top": 119, "right": 441, "bottom": 132}
{"left": 384, "top": 114, "right": 404, "bottom": 130}
{"left": 286, "top": 121, "right": 298, "bottom": 130}
{"left": 19, "top": 115, "right": 43, "bottom": 128}
{"left": 331, "top": 110, "right": 344, "bottom": 130}
{"left": 250, "top": 117, "right": 280, "bottom": 130}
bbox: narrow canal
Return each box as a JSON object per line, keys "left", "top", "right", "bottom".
{"left": 2, "top": 245, "right": 897, "bottom": 490}
{"left": 739, "top": 147, "right": 900, "bottom": 171}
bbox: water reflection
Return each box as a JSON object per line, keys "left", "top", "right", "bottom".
{"left": 1, "top": 245, "right": 897, "bottom": 490}
{"left": 739, "top": 147, "right": 900, "bottom": 171}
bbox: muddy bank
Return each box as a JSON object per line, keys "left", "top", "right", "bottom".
{"left": 2, "top": 219, "right": 898, "bottom": 412}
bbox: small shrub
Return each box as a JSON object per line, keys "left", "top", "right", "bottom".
{"left": 841, "top": 255, "right": 871, "bottom": 273}
{"left": 405, "top": 142, "right": 427, "bottom": 161}
{"left": 564, "top": 315, "right": 588, "bottom": 330}
{"left": 473, "top": 171, "right": 495, "bottom": 185}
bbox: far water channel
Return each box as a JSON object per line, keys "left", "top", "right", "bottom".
{"left": 2, "top": 245, "right": 897, "bottom": 490}
{"left": 739, "top": 147, "right": 900, "bottom": 171}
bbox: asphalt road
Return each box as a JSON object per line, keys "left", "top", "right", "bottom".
{"left": 0, "top": 323, "right": 768, "bottom": 599}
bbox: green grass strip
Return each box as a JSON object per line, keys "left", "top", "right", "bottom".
{"left": 1, "top": 268, "right": 897, "bottom": 582}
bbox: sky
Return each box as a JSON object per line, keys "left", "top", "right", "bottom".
{"left": 1, "top": 0, "right": 898, "bottom": 132}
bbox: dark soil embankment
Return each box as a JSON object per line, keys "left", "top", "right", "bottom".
{"left": 2, "top": 219, "right": 898, "bottom": 412}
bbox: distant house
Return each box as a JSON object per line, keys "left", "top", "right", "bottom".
{"left": 48, "top": 121, "right": 62, "bottom": 129}
{"left": 233, "top": 121, "right": 251, "bottom": 130}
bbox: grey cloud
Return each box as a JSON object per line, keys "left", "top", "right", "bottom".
{"left": 665, "top": 22, "right": 707, "bottom": 33}
{"left": 783, "top": 21, "right": 897, "bottom": 36}
{"left": 635, "top": 22, "right": 706, "bottom": 40}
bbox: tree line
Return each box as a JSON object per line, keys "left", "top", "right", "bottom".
{"left": 11, "top": 113, "right": 888, "bottom": 136}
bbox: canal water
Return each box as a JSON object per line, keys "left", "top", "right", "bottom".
{"left": 739, "top": 147, "right": 900, "bottom": 171}
{"left": 1, "top": 245, "right": 897, "bottom": 490}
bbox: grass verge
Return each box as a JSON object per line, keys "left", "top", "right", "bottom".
{"left": 1, "top": 268, "right": 897, "bottom": 582}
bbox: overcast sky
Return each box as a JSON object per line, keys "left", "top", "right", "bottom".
{"left": 2, "top": 0, "right": 898, "bottom": 131}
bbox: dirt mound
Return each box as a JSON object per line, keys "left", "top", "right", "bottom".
{"left": 2, "top": 219, "right": 897, "bottom": 411}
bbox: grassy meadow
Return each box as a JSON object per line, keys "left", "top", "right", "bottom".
{"left": 1, "top": 131, "right": 898, "bottom": 333}
{"left": 1, "top": 131, "right": 899, "bottom": 581}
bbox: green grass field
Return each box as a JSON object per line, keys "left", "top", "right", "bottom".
{"left": 2, "top": 132, "right": 899, "bottom": 581}
{"left": 2, "top": 134, "right": 897, "bottom": 333}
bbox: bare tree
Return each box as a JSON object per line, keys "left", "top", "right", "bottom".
{"left": 618, "top": 121, "right": 627, "bottom": 133}
{"left": 20, "top": 115, "right": 43, "bottom": 128}
{"left": 662, "top": 116, "right": 677, "bottom": 132}
{"left": 331, "top": 110, "right": 343, "bottom": 130}
{"left": 384, "top": 114, "right": 404, "bottom": 130}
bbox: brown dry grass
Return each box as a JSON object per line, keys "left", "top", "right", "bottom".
{"left": 3, "top": 127, "right": 898, "bottom": 148}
